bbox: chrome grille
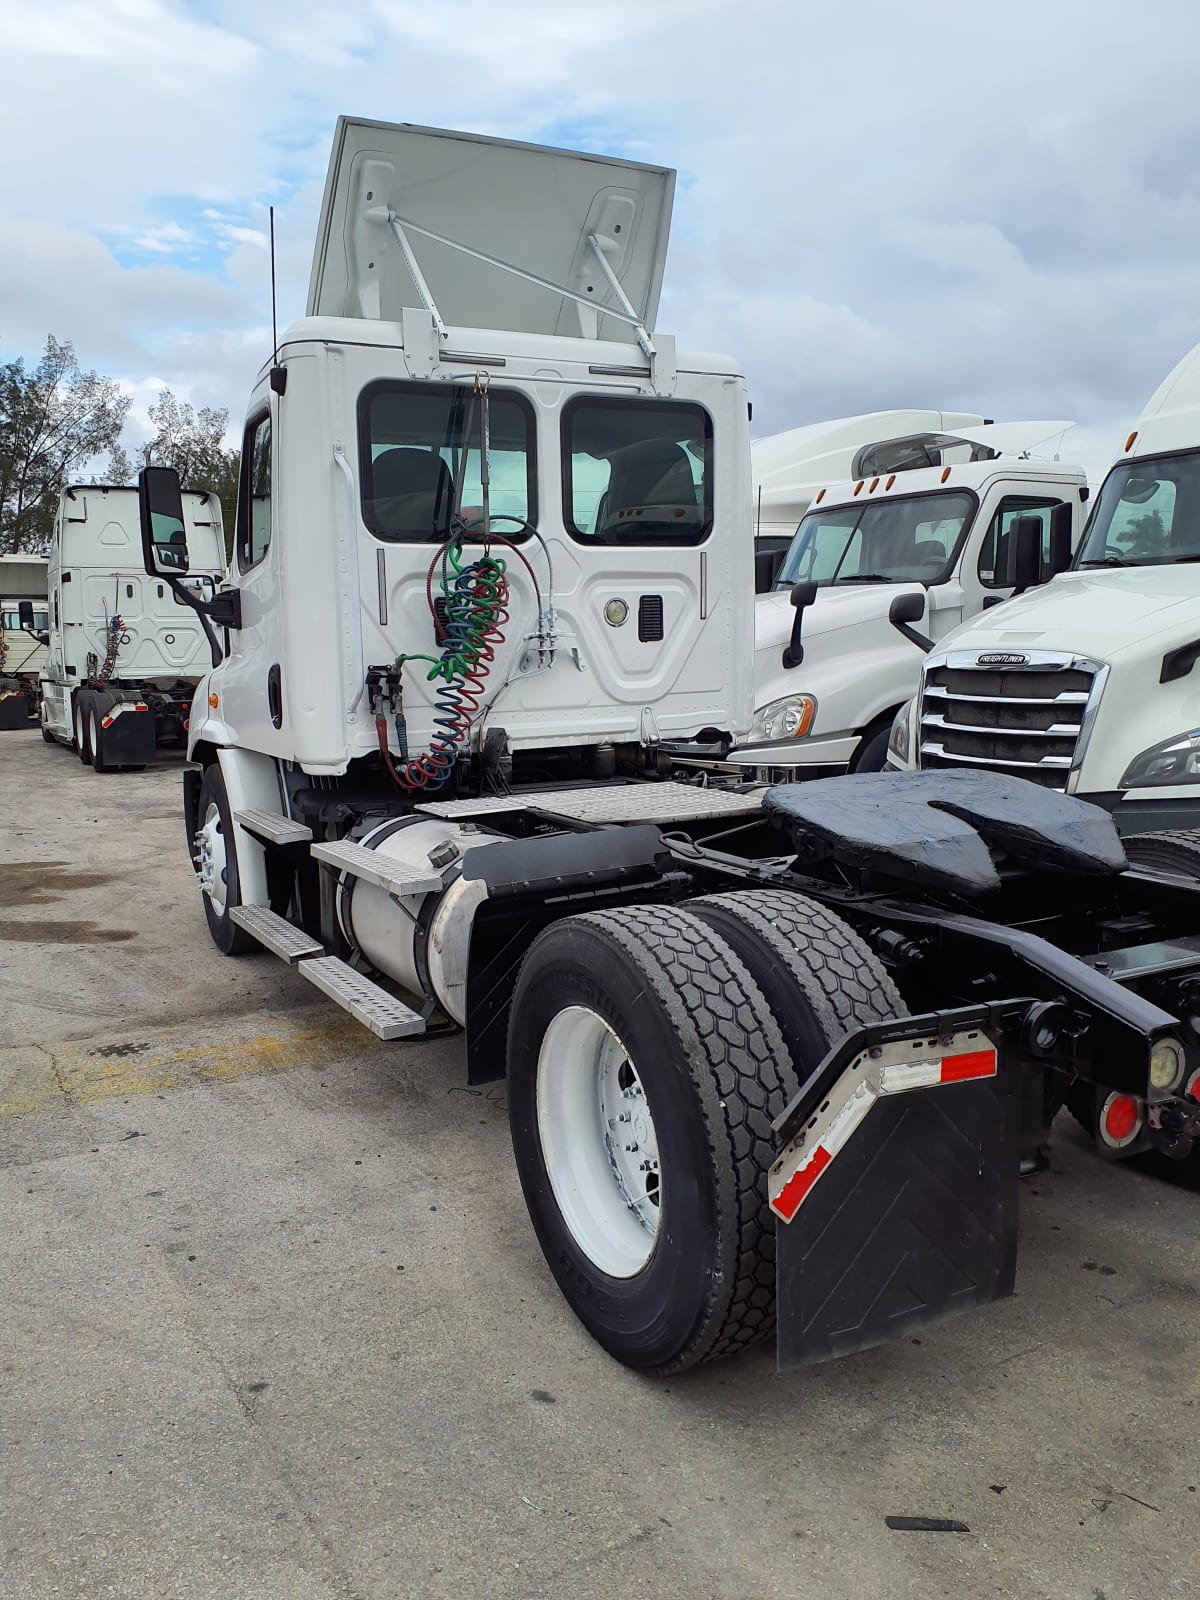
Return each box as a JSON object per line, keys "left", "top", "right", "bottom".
{"left": 917, "top": 652, "right": 1103, "bottom": 790}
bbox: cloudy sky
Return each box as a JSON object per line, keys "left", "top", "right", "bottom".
{"left": 3, "top": 0, "right": 1199, "bottom": 480}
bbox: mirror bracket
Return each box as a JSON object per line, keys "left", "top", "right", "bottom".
{"left": 782, "top": 580, "right": 818, "bottom": 669}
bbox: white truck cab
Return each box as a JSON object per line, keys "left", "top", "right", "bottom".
{"left": 733, "top": 431, "right": 1085, "bottom": 775}
{"left": 889, "top": 339, "right": 1200, "bottom": 833}
{"left": 750, "top": 409, "right": 988, "bottom": 582}
{"left": 0, "top": 554, "right": 50, "bottom": 726}
{"left": 134, "top": 119, "right": 1200, "bottom": 1377}
{"left": 39, "top": 485, "right": 225, "bottom": 769}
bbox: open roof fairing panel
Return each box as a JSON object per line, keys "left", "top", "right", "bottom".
{"left": 307, "top": 118, "right": 675, "bottom": 344}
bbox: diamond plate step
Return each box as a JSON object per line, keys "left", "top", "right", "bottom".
{"left": 229, "top": 905, "right": 324, "bottom": 964}
{"left": 310, "top": 838, "right": 443, "bottom": 896}
{"left": 417, "top": 780, "right": 765, "bottom": 825}
{"left": 233, "top": 807, "right": 312, "bottom": 845}
{"left": 298, "top": 956, "right": 426, "bottom": 1039}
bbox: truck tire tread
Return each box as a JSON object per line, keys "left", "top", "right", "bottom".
{"left": 508, "top": 904, "right": 799, "bottom": 1372}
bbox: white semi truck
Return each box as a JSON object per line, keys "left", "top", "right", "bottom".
{"left": 38, "top": 484, "right": 225, "bottom": 770}
{"left": 890, "top": 338, "right": 1200, "bottom": 830}
{"left": 141, "top": 117, "right": 1200, "bottom": 1375}
{"left": 749, "top": 409, "right": 989, "bottom": 586}
{"left": 734, "top": 427, "right": 1085, "bottom": 776}
{"left": 0, "top": 554, "right": 50, "bottom": 727}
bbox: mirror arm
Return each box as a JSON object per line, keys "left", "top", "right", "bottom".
{"left": 163, "top": 576, "right": 241, "bottom": 668}
{"left": 892, "top": 618, "right": 934, "bottom": 653}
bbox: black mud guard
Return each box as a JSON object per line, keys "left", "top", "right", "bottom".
{"left": 101, "top": 702, "right": 157, "bottom": 765}
{"left": 772, "top": 1018, "right": 1020, "bottom": 1369}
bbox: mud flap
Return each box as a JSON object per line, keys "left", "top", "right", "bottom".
{"left": 771, "top": 1024, "right": 1020, "bottom": 1369}
{"left": 101, "top": 705, "right": 156, "bottom": 765}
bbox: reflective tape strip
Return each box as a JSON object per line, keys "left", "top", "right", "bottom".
{"left": 770, "top": 1083, "right": 874, "bottom": 1222}
{"left": 770, "top": 1028, "right": 999, "bottom": 1225}
{"left": 879, "top": 1047, "right": 997, "bottom": 1094}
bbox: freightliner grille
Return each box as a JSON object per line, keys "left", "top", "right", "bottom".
{"left": 917, "top": 651, "right": 1104, "bottom": 791}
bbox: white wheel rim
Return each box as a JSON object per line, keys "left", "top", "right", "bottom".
{"left": 74, "top": 704, "right": 83, "bottom": 745}
{"left": 89, "top": 710, "right": 99, "bottom": 751}
{"left": 536, "top": 1005, "right": 662, "bottom": 1278}
{"left": 197, "top": 800, "right": 229, "bottom": 916}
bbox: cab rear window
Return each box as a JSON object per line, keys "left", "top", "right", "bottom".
{"left": 562, "top": 397, "right": 712, "bottom": 546}
{"left": 359, "top": 381, "right": 536, "bottom": 542}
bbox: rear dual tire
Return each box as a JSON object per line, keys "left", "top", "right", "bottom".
{"left": 507, "top": 893, "right": 904, "bottom": 1373}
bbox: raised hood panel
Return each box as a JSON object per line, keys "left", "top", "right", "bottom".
{"left": 936, "top": 567, "right": 1200, "bottom": 660}
{"left": 308, "top": 118, "right": 675, "bottom": 339}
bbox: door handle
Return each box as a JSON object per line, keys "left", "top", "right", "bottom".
{"left": 267, "top": 663, "right": 283, "bottom": 728}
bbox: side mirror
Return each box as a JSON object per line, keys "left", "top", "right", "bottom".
{"left": 138, "top": 465, "right": 190, "bottom": 576}
{"left": 1047, "top": 502, "right": 1072, "bottom": 576}
{"left": 889, "top": 590, "right": 934, "bottom": 653}
{"left": 1008, "top": 514, "right": 1043, "bottom": 594}
{"left": 17, "top": 600, "right": 34, "bottom": 631}
{"left": 754, "top": 547, "right": 785, "bottom": 594}
{"left": 782, "top": 580, "right": 818, "bottom": 669}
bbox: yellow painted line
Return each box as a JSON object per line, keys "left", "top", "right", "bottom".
{"left": 0, "top": 1013, "right": 389, "bottom": 1117}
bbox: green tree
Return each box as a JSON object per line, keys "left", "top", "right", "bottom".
{"left": 146, "top": 388, "right": 239, "bottom": 559}
{"left": 0, "top": 336, "right": 131, "bottom": 553}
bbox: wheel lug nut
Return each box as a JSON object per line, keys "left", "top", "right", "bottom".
{"left": 624, "top": 1142, "right": 638, "bottom": 1153}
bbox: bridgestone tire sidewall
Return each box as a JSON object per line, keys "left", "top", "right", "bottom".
{"left": 508, "top": 920, "right": 736, "bottom": 1372}
{"left": 198, "top": 765, "right": 251, "bottom": 956}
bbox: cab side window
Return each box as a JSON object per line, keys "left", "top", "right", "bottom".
{"left": 237, "top": 411, "right": 273, "bottom": 572}
{"left": 977, "top": 496, "right": 1064, "bottom": 588}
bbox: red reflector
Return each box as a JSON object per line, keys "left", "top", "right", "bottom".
{"left": 1104, "top": 1094, "right": 1139, "bottom": 1142}
{"left": 183, "top": 717, "right": 190, "bottom": 730}
{"left": 1187, "top": 1070, "right": 1200, "bottom": 1104}
{"left": 940, "top": 1048, "right": 997, "bottom": 1083}
{"left": 772, "top": 1144, "right": 831, "bottom": 1222}
{"left": 101, "top": 714, "right": 114, "bottom": 728}
{"left": 134, "top": 703, "right": 149, "bottom": 711}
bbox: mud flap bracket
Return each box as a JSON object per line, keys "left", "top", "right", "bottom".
{"left": 772, "top": 1024, "right": 1020, "bottom": 1369}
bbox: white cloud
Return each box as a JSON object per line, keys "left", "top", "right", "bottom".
{"left": 3, "top": 0, "right": 1200, "bottom": 480}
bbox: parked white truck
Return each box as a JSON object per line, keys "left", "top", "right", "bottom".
{"left": 139, "top": 117, "right": 1200, "bottom": 1375}
{"left": 749, "top": 409, "right": 989, "bottom": 586}
{"left": 38, "top": 485, "right": 225, "bottom": 770}
{"left": 0, "top": 554, "right": 50, "bottom": 726}
{"left": 890, "top": 337, "right": 1200, "bottom": 832}
{"left": 733, "top": 428, "right": 1086, "bottom": 774}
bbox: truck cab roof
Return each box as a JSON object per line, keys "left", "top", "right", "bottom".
{"left": 808, "top": 446, "right": 1086, "bottom": 514}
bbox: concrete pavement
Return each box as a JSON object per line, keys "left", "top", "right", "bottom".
{"left": 2, "top": 724, "right": 1197, "bottom": 1599}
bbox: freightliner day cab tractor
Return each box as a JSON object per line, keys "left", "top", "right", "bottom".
{"left": 748, "top": 409, "right": 988, "bottom": 586}
{"left": 0, "top": 554, "right": 50, "bottom": 727}
{"left": 141, "top": 117, "right": 1200, "bottom": 1375}
{"left": 732, "top": 424, "right": 1085, "bottom": 777}
{"left": 38, "top": 485, "right": 225, "bottom": 770}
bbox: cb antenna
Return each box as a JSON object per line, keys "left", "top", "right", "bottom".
{"left": 269, "top": 205, "right": 287, "bottom": 395}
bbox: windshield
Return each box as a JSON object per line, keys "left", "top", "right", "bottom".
{"left": 775, "top": 490, "right": 975, "bottom": 589}
{"left": 1076, "top": 450, "right": 1200, "bottom": 568}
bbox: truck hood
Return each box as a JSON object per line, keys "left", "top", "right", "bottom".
{"left": 932, "top": 566, "right": 1200, "bottom": 663}
{"left": 755, "top": 582, "right": 925, "bottom": 651}
{"left": 308, "top": 117, "right": 674, "bottom": 337}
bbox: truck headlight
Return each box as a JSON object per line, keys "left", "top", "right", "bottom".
{"left": 887, "top": 696, "right": 916, "bottom": 767}
{"left": 1120, "top": 730, "right": 1200, "bottom": 788}
{"left": 1149, "top": 1036, "right": 1186, "bottom": 1093}
{"left": 748, "top": 694, "right": 816, "bottom": 743}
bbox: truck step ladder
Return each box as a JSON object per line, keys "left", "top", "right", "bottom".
{"left": 299, "top": 955, "right": 426, "bottom": 1039}
{"left": 310, "top": 837, "right": 444, "bottom": 897}
{"left": 229, "top": 905, "right": 324, "bottom": 964}
{"left": 233, "top": 808, "right": 313, "bottom": 845}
